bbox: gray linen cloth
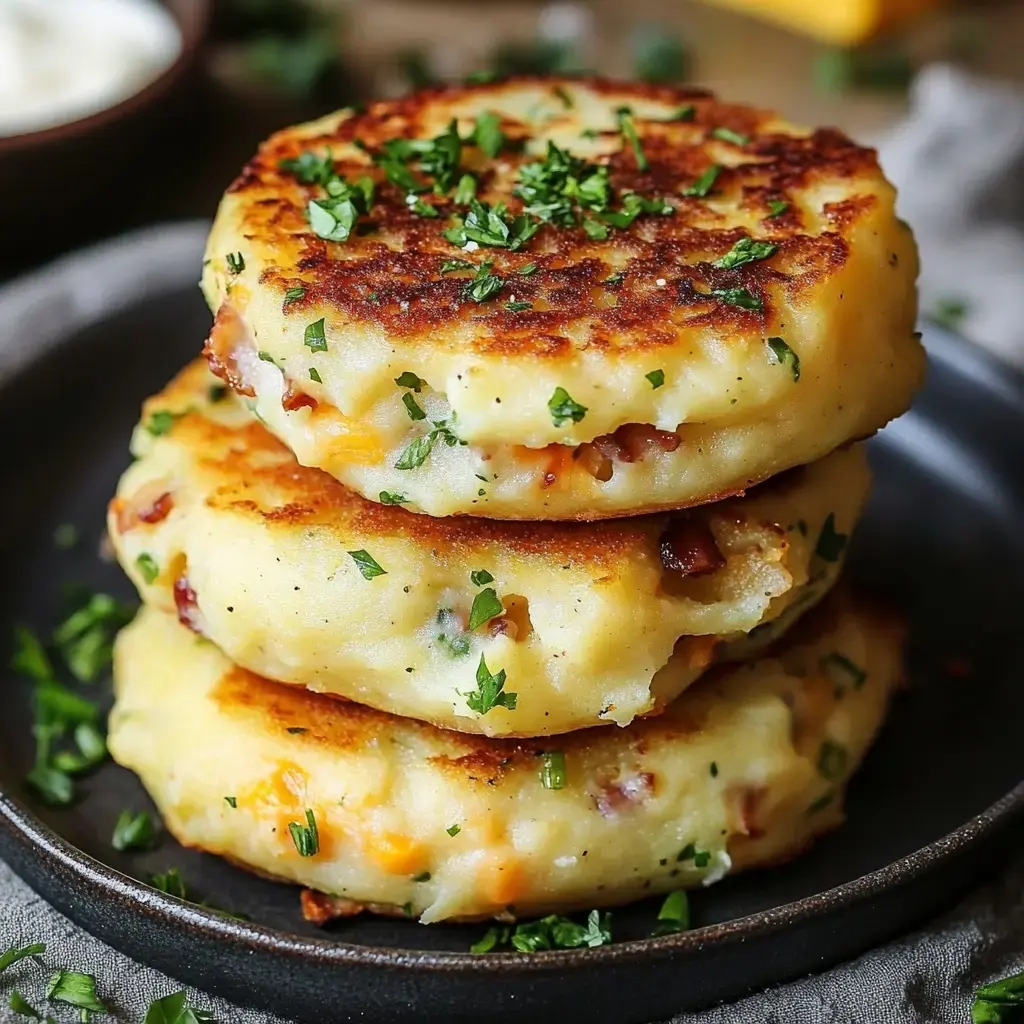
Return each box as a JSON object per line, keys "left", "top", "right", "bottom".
{"left": 3, "top": 65, "right": 1024, "bottom": 1016}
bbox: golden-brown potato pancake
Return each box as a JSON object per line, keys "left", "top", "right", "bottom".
{"left": 108, "top": 360, "right": 868, "bottom": 737}
{"left": 202, "top": 76, "right": 921, "bottom": 519}
{"left": 109, "top": 595, "right": 904, "bottom": 923}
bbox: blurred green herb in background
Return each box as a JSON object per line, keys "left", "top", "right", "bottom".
{"left": 932, "top": 298, "right": 969, "bottom": 333}
{"left": 632, "top": 24, "right": 690, "bottom": 83}
{"left": 226, "top": 0, "right": 343, "bottom": 98}
{"left": 813, "top": 42, "right": 914, "bottom": 93}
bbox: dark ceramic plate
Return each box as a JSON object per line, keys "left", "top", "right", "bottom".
{"left": 1, "top": 288, "right": 1024, "bottom": 1024}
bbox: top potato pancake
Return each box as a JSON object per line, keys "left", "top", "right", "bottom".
{"left": 202, "top": 76, "right": 921, "bottom": 519}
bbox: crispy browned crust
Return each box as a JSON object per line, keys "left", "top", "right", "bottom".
{"left": 223, "top": 76, "right": 879, "bottom": 359}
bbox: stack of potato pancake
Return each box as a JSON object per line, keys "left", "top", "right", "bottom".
{"left": 106, "top": 77, "right": 921, "bottom": 928}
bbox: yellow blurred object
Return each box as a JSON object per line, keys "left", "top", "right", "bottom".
{"left": 699, "top": 0, "right": 946, "bottom": 44}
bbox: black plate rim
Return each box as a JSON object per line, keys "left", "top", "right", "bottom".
{"left": 3, "top": 778, "right": 1023, "bottom": 972}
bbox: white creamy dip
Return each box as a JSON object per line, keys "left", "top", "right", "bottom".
{"left": 0, "top": 0, "right": 182, "bottom": 138}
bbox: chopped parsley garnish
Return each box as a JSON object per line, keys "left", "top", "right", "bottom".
{"left": 766, "top": 199, "right": 790, "bottom": 219}
{"left": 652, "top": 890, "right": 690, "bottom": 935}
{"left": 604, "top": 271, "right": 625, "bottom": 286}
{"left": 145, "top": 409, "right": 182, "bottom": 437}
{"left": 278, "top": 150, "right": 335, "bottom": 185}
{"left": 288, "top": 809, "right": 320, "bottom": 857}
{"left": 583, "top": 218, "right": 608, "bottom": 241}
{"left": 468, "top": 588, "right": 503, "bottom": 631}
{"left": 53, "top": 523, "right": 78, "bottom": 551}
{"left": 710, "top": 126, "right": 750, "bottom": 145}
{"left": 972, "top": 970, "right": 1024, "bottom": 1023}
{"left": 408, "top": 195, "right": 439, "bottom": 218}
{"left": 766, "top": 336, "right": 800, "bottom": 382}
{"left": 462, "top": 260, "right": 505, "bottom": 303}
{"left": 8, "top": 991, "right": 43, "bottom": 1019}
{"left": 463, "top": 654, "right": 516, "bottom": 715}
{"left": 150, "top": 868, "right": 187, "bottom": 899}
{"left": 224, "top": 796, "right": 237, "bottom": 808}
{"left": 394, "top": 371, "right": 426, "bottom": 392}
{"left": 257, "top": 351, "right": 276, "bottom": 364}
{"left": 539, "top": 751, "right": 566, "bottom": 790}
{"left": 379, "top": 491, "right": 408, "bottom": 506}
{"left": 402, "top": 393, "right": 427, "bottom": 421}
{"left": 472, "top": 910, "right": 612, "bottom": 954}
{"left": 303, "top": 318, "right": 330, "bottom": 354}
{"left": 671, "top": 104, "right": 697, "bottom": 121}
{"left": 11, "top": 626, "right": 53, "bottom": 682}
{"left": 817, "top": 740, "right": 849, "bottom": 782}
{"left": 548, "top": 387, "right": 587, "bottom": 427}
{"left": 814, "top": 513, "right": 847, "bottom": 562}
{"left": 446, "top": 823, "right": 461, "bottom": 837}
{"left": 208, "top": 384, "right": 227, "bottom": 403}
{"left": 307, "top": 175, "right": 375, "bottom": 243}
{"left": 470, "top": 928, "right": 505, "bottom": 954}
{"left": 45, "top": 971, "right": 106, "bottom": 1016}
{"left": 683, "top": 164, "right": 721, "bottom": 198}
{"left": 714, "top": 237, "right": 777, "bottom": 270}
{"left": 453, "top": 173, "right": 477, "bottom": 205}
{"left": 616, "top": 107, "right": 649, "bottom": 171}
{"left": 283, "top": 286, "right": 307, "bottom": 306}
{"left": 394, "top": 421, "right": 462, "bottom": 470}
{"left": 143, "top": 990, "right": 217, "bottom": 1024}
{"left": 516, "top": 141, "right": 610, "bottom": 225}
{"left": 348, "top": 549, "right": 387, "bottom": 580}
{"left": 440, "top": 258, "right": 475, "bottom": 275}
{"left": 504, "top": 300, "right": 532, "bottom": 312}
{"left": 470, "top": 569, "right": 494, "bottom": 586}
{"left": 646, "top": 369, "right": 665, "bottom": 389}
{"left": 676, "top": 842, "right": 711, "bottom": 867}
{"left": 444, "top": 199, "right": 538, "bottom": 252}
{"left": 225, "top": 252, "right": 245, "bottom": 275}
{"left": 136, "top": 552, "right": 159, "bottom": 585}
{"left": 308, "top": 367, "right": 323, "bottom": 384}
{"left": 471, "top": 111, "right": 506, "bottom": 158}
{"left": 518, "top": 263, "right": 538, "bottom": 276}
{"left": 820, "top": 651, "right": 867, "bottom": 693}
{"left": 112, "top": 809, "right": 159, "bottom": 852}
{"left": 710, "top": 761, "right": 719, "bottom": 777}
{"left": 412, "top": 871, "right": 431, "bottom": 883}
{"left": 0, "top": 943, "right": 45, "bottom": 975}
{"left": 374, "top": 119, "right": 463, "bottom": 194}
{"left": 53, "top": 592, "right": 134, "bottom": 683}
{"left": 713, "top": 287, "right": 763, "bottom": 312}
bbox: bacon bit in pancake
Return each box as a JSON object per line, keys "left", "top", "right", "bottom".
{"left": 490, "top": 594, "right": 532, "bottom": 641}
{"left": 593, "top": 424, "right": 681, "bottom": 464}
{"left": 574, "top": 442, "right": 613, "bottom": 482}
{"left": 592, "top": 770, "right": 656, "bottom": 818}
{"left": 138, "top": 491, "right": 174, "bottom": 524}
{"left": 659, "top": 518, "right": 726, "bottom": 577}
{"left": 282, "top": 384, "right": 318, "bottom": 412}
{"left": 204, "top": 302, "right": 256, "bottom": 397}
{"left": 173, "top": 576, "right": 205, "bottom": 635}
{"left": 539, "top": 445, "right": 575, "bottom": 487}
{"left": 112, "top": 489, "right": 174, "bottom": 533}
{"left": 301, "top": 889, "right": 366, "bottom": 925}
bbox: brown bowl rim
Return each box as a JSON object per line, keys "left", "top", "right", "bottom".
{"left": 0, "top": 0, "right": 211, "bottom": 153}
